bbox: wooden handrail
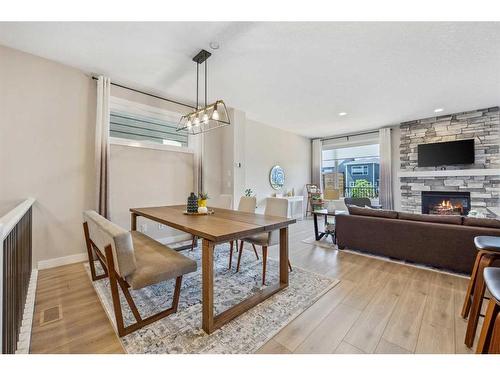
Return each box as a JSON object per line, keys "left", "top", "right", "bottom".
{"left": 0, "top": 198, "right": 35, "bottom": 241}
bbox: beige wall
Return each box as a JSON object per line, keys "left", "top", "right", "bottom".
{"left": 0, "top": 43, "right": 312, "bottom": 265}
{"left": 244, "top": 119, "right": 311, "bottom": 213}
{"left": 109, "top": 144, "right": 194, "bottom": 241}
{"left": 0, "top": 45, "right": 96, "bottom": 264}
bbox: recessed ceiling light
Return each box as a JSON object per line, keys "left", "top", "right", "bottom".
{"left": 338, "top": 112, "right": 347, "bottom": 116}
{"left": 209, "top": 41, "right": 220, "bottom": 50}
{"left": 434, "top": 108, "right": 444, "bottom": 113}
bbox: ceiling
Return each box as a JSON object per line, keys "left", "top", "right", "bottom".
{"left": 1, "top": 22, "right": 499, "bottom": 138}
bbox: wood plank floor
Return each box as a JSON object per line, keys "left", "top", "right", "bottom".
{"left": 30, "top": 218, "right": 479, "bottom": 354}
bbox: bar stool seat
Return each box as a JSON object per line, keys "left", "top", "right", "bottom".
{"left": 462, "top": 236, "right": 500, "bottom": 348}
{"left": 475, "top": 236, "right": 500, "bottom": 252}
{"left": 484, "top": 268, "right": 500, "bottom": 302}
{"left": 476, "top": 267, "right": 500, "bottom": 353}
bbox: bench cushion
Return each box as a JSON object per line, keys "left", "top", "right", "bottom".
{"left": 126, "top": 231, "right": 197, "bottom": 290}
{"left": 83, "top": 210, "right": 136, "bottom": 277}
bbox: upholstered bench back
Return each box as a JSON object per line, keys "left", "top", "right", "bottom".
{"left": 83, "top": 210, "right": 137, "bottom": 277}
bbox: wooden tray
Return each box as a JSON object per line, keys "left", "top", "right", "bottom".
{"left": 183, "top": 209, "right": 214, "bottom": 215}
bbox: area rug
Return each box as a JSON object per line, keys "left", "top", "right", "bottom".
{"left": 85, "top": 242, "right": 339, "bottom": 354}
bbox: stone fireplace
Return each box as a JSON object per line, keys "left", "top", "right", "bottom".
{"left": 398, "top": 107, "right": 500, "bottom": 218}
{"left": 421, "top": 191, "right": 471, "bottom": 216}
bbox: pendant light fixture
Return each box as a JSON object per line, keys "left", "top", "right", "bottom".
{"left": 177, "top": 49, "right": 230, "bottom": 135}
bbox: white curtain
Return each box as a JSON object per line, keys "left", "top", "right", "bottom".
{"left": 311, "top": 139, "right": 323, "bottom": 190}
{"left": 379, "top": 127, "right": 393, "bottom": 209}
{"left": 95, "top": 76, "right": 111, "bottom": 218}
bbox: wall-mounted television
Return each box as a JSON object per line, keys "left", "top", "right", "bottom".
{"left": 417, "top": 139, "right": 475, "bottom": 167}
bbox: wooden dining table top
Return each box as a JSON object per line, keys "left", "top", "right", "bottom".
{"left": 130, "top": 205, "right": 296, "bottom": 243}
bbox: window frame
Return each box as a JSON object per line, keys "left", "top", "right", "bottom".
{"left": 109, "top": 96, "right": 194, "bottom": 154}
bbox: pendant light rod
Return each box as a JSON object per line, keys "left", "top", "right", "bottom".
{"left": 205, "top": 59, "right": 207, "bottom": 107}
{"left": 176, "top": 49, "right": 230, "bottom": 135}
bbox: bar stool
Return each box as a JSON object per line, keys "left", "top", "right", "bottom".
{"left": 462, "top": 236, "right": 500, "bottom": 347}
{"left": 476, "top": 267, "right": 500, "bottom": 354}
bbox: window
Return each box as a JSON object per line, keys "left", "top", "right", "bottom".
{"left": 351, "top": 165, "right": 368, "bottom": 176}
{"left": 110, "top": 97, "right": 189, "bottom": 148}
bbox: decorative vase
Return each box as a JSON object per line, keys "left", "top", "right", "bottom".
{"left": 187, "top": 192, "right": 198, "bottom": 213}
{"left": 198, "top": 199, "right": 207, "bottom": 208}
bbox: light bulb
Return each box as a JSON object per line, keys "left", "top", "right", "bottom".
{"left": 194, "top": 116, "right": 200, "bottom": 126}
{"left": 202, "top": 113, "right": 209, "bottom": 124}
{"left": 186, "top": 119, "right": 192, "bottom": 128}
{"left": 212, "top": 109, "right": 219, "bottom": 120}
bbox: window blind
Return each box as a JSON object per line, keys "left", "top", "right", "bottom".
{"left": 110, "top": 110, "right": 189, "bottom": 147}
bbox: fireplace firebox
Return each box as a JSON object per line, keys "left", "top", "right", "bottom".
{"left": 421, "top": 191, "right": 471, "bottom": 216}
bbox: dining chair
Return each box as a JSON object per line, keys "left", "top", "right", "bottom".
{"left": 236, "top": 197, "right": 293, "bottom": 285}
{"left": 190, "top": 194, "right": 234, "bottom": 251}
{"left": 82, "top": 210, "right": 197, "bottom": 337}
{"left": 228, "top": 196, "right": 258, "bottom": 269}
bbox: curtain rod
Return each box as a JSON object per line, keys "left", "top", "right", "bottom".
{"left": 317, "top": 128, "right": 392, "bottom": 142}
{"left": 91, "top": 76, "right": 196, "bottom": 110}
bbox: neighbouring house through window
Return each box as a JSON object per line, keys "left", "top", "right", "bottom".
{"left": 321, "top": 142, "right": 380, "bottom": 200}
{"left": 109, "top": 96, "right": 189, "bottom": 148}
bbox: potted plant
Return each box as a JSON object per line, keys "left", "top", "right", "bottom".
{"left": 244, "top": 188, "right": 254, "bottom": 197}
{"left": 198, "top": 192, "right": 209, "bottom": 207}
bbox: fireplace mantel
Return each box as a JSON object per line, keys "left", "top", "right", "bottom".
{"left": 398, "top": 168, "right": 500, "bottom": 178}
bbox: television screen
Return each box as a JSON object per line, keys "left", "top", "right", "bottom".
{"left": 417, "top": 139, "right": 475, "bottom": 167}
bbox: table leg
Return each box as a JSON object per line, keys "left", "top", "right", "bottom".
{"left": 130, "top": 213, "right": 138, "bottom": 231}
{"left": 280, "top": 227, "right": 289, "bottom": 285}
{"left": 201, "top": 229, "right": 290, "bottom": 334}
{"left": 313, "top": 213, "right": 320, "bottom": 241}
{"left": 202, "top": 239, "right": 215, "bottom": 333}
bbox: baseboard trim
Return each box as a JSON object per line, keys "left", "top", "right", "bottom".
{"left": 37, "top": 253, "right": 87, "bottom": 270}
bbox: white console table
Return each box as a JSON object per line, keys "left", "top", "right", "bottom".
{"left": 282, "top": 196, "right": 304, "bottom": 220}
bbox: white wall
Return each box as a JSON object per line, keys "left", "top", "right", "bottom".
{"left": 0, "top": 45, "right": 96, "bottom": 265}
{"left": 243, "top": 119, "right": 311, "bottom": 213}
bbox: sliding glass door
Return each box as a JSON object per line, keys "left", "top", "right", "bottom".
{"left": 321, "top": 143, "right": 380, "bottom": 203}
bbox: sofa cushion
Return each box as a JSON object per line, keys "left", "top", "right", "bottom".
{"left": 463, "top": 216, "right": 500, "bottom": 229}
{"left": 398, "top": 212, "right": 463, "bottom": 225}
{"left": 347, "top": 205, "right": 398, "bottom": 219}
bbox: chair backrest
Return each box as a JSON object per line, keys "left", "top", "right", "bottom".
{"left": 212, "top": 194, "right": 233, "bottom": 209}
{"left": 331, "top": 199, "right": 349, "bottom": 213}
{"left": 344, "top": 197, "right": 372, "bottom": 208}
{"left": 238, "top": 196, "right": 257, "bottom": 213}
{"left": 83, "top": 210, "right": 137, "bottom": 277}
{"left": 265, "top": 197, "right": 289, "bottom": 217}
{"left": 264, "top": 197, "right": 289, "bottom": 246}
{"left": 306, "top": 184, "right": 319, "bottom": 194}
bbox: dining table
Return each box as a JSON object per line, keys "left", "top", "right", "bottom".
{"left": 129, "top": 204, "right": 296, "bottom": 334}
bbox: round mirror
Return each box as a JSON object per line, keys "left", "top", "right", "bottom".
{"left": 269, "top": 165, "right": 285, "bottom": 190}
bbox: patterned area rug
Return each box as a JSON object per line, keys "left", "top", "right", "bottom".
{"left": 86, "top": 242, "right": 339, "bottom": 354}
